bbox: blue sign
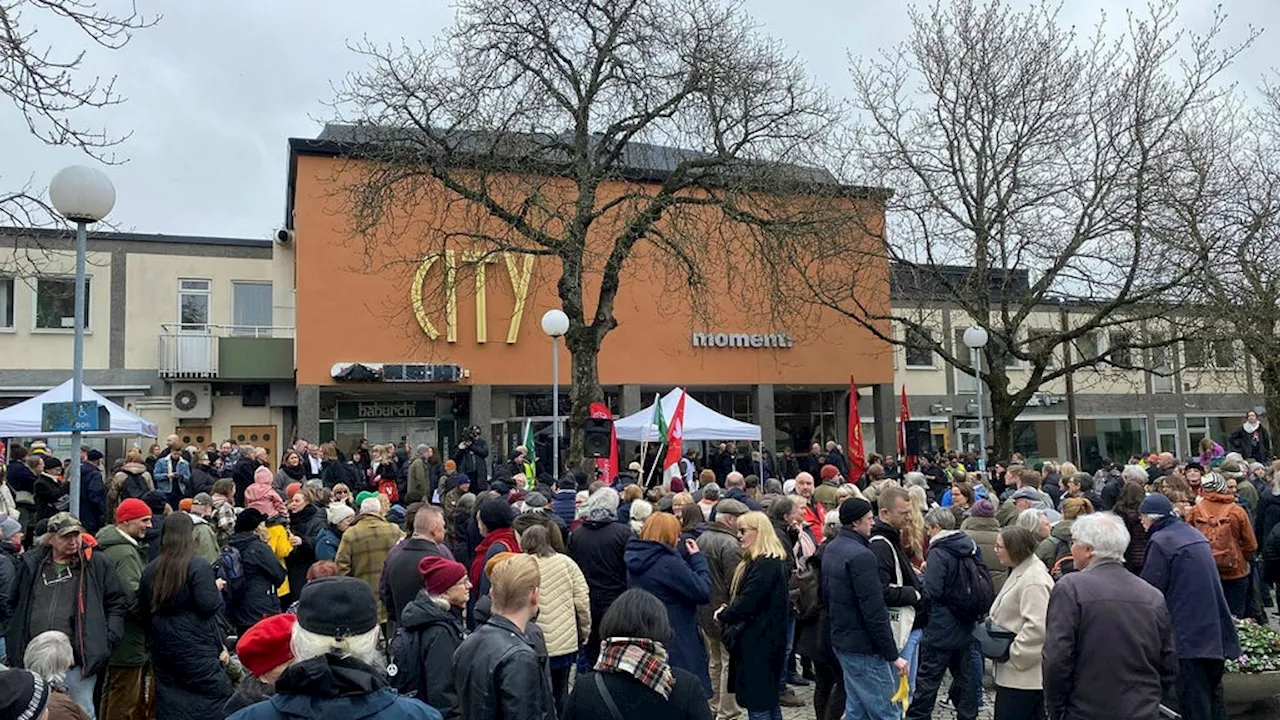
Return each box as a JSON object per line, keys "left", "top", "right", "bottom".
{"left": 41, "top": 401, "right": 109, "bottom": 433}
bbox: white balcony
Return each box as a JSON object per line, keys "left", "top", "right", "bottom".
{"left": 158, "top": 324, "right": 295, "bottom": 380}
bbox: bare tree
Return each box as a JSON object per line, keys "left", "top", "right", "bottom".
{"left": 329, "top": 0, "right": 852, "bottom": 466}
{"left": 0, "top": 0, "right": 154, "bottom": 230}
{"left": 792, "top": 0, "right": 1250, "bottom": 458}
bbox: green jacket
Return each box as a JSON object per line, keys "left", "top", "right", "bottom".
{"left": 191, "top": 514, "right": 220, "bottom": 565}
{"left": 95, "top": 524, "right": 149, "bottom": 667}
{"left": 406, "top": 457, "right": 430, "bottom": 505}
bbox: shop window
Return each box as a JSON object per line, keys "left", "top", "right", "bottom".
{"left": 232, "top": 282, "right": 273, "bottom": 335}
{"left": 904, "top": 327, "right": 935, "bottom": 368}
{"left": 34, "top": 276, "right": 89, "bottom": 330}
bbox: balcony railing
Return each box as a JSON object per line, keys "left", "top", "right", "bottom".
{"left": 159, "top": 324, "right": 295, "bottom": 379}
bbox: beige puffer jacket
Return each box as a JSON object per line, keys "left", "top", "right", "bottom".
{"left": 532, "top": 553, "right": 592, "bottom": 658}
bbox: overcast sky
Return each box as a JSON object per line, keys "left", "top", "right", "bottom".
{"left": 7, "top": 0, "right": 1277, "bottom": 239}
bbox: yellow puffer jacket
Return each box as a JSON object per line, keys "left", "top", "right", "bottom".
{"left": 264, "top": 522, "right": 294, "bottom": 597}
{"left": 532, "top": 553, "right": 591, "bottom": 658}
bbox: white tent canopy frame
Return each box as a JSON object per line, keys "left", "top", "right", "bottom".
{"left": 614, "top": 387, "right": 762, "bottom": 442}
{"left": 0, "top": 380, "right": 158, "bottom": 438}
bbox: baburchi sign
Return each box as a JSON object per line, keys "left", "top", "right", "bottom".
{"left": 691, "top": 332, "right": 794, "bottom": 349}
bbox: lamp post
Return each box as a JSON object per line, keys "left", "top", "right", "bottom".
{"left": 49, "top": 166, "right": 115, "bottom": 519}
{"left": 963, "top": 325, "right": 989, "bottom": 472}
{"left": 541, "top": 309, "right": 569, "bottom": 477}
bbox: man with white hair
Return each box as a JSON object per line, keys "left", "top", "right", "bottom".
{"left": 405, "top": 444, "right": 433, "bottom": 505}
{"left": 722, "top": 471, "right": 762, "bottom": 511}
{"left": 1043, "top": 513, "right": 1176, "bottom": 720}
{"left": 335, "top": 497, "right": 403, "bottom": 626}
{"left": 227, "top": 576, "right": 440, "bottom": 720}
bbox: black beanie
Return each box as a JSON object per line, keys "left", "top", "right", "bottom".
{"left": 296, "top": 576, "right": 378, "bottom": 639}
{"left": 235, "top": 507, "right": 267, "bottom": 534}
{"left": 839, "top": 497, "right": 873, "bottom": 527}
{"left": 0, "top": 669, "right": 48, "bottom": 720}
{"left": 478, "top": 497, "right": 515, "bottom": 531}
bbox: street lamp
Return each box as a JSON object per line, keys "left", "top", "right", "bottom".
{"left": 49, "top": 165, "right": 115, "bottom": 519}
{"left": 962, "top": 325, "right": 989, "bottom": 472}
{"left": 541, "top": 309, "right": 569, "bottom": 477}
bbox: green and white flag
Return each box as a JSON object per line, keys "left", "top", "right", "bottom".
{"left": 522, "top": 419, "right": 538, "bottom": 475}
{"left": 651, "top": 393, "right": 668, "bottom": 442}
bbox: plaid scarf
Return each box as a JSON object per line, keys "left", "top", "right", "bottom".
{"left": 594, "top": 637, "right": 676, "bottom": 700}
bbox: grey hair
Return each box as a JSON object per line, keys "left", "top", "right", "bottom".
{"left": 629, "top": 499, "right": 653, "bottom": 532}
{"left": 764, "top": 478, "right": 783, "bottom": 495}
{"left": 291, "top": 623, "right": 380, "bottom": 666}
{"left": 903, "top": 472, "right": 928, "bottom": 489}
{"left": 24, "top": 630, "right": 74, "bottom": 683}
{"left": 1121, "top": 464, "right": 1148, "bottom": 484}
{"left": 1015, "top": 508, "right": 1043, "bottom": 533}
{"left": 415, "top": 443, "right": 430, "bottom": 454}
{"left": 924, "top": 506, "right": 955, "bottom": 530}
{"left": 1071, "top": 512, "right": 1130, "bottom": 563}
{"left": 701, "top": 483, "right": 721, "bottom": 501}
{"left": 824, "top": 510, "right": 842, "bottom": 537}
{"left": 585, "top": 487, "right": 620, "bottom": 515}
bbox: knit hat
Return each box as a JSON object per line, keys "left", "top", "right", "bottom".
{"left": 235, "top": 507, "right": 267, "bottom": 534}
{"left": 444, "top": 459, "right": 457, "bottom": 472}
{"left": 1138, "top": 493, "right": 1174, "bottom": 516}
{"left": 0, "top": 517, "right": 20, "bottom": 540}
{"left": 839, "top": 497, "right": 873, "bottom": 526}
{"left": 236, "top": 614, "right": 297, "bottom": 677}
{"left": 419, "top": 555, "right": 468, "bottom": 596}
{"left": 820, "top": 464, "right": 839, "bottom": 482}
{"left": 1201, "top": 472, "right": 1227, "bottom": 493}
{"left": 524, "top": 492, "right": 548, "bottom": 509}
{"left": 670, "top": 477, "right": 686, "bottom": 493}
{"left": 178, "top": 498, "right": 193, "bottom": 512}
{"left": 285, "top": 482, "right": 302, "bottom": 500}
{"left": 296, "top": 577, "right": 378, "bottom": 639}
{"left": 386, "top": 504, "right": 406, "bottom": 526}
{"left": 0, "top": 669, "right": 48, "bottom": 720}
{"left": 115, "top": 498, "right": 151, "bottom": 524}
{"left": 354, "top": 491, "right": 378, "bottom": 507}
{"left": 326, "top": 503, "right": 355, "bottom": 526}
{"left": 478, "top": 497, "right": 515, "bottom": 531}
{"left": 484, "top": 551, "right": 520, "bottom": 579}
{"left": 971, "top": 499, "right": 996, "bottom": 518}
{"left": 254, "top": 466, "right": 274, "bottom": 484}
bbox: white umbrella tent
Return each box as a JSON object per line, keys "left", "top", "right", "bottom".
{"left": 0, "top": 380, "right": 158, "bottom": 438}
{"left": 614, "top": 388, "right": 763, "bottom": 484}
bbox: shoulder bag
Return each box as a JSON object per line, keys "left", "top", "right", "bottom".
{"left": 972, "top": 617, "right": 1017, "bottom": 662}
{"left": 869, "top": 534, "right": 915, "bottom": 651}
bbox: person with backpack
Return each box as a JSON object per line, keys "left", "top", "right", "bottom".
{"left": 107, "top": 450, "right": 153, "bottom": 528}
{"left": 905, "top": 506, "right": 989, "bottom": 720}
{"left": 988, "top": 527, "right": 1054, "bottom": 720}
{"left": 1035, "top": 497, "right": 1093, "bottom": 574}
{"left": 389, "top": 556, "right": 468, "bottom": 719}
{"left": 1187, "top": 471, "right": 1259, "bottom": 617}
{"left": 223, "top": 509, "right": 288, "bottom": 636}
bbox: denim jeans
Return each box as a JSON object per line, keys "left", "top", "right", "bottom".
{"left": 901, "top": 628, "right": 923, "bottom": 699}
{"left": 834, "top": 649, "right": 900, "bottom": 720}
{"left": 747, "top": 707, "right": 783, "bottom": 720}
{"left": 778, "top": 615, "right": 796, "bottom": 693}
{"left": 64, "top": 666, "right": 97, "bottom": 720}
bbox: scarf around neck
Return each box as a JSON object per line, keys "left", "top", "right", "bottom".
{"left": 595, "top": 637, "right": 676, "bottom": 700}
{"left": 469, "top": 527, "right": 518, "bottom": 585}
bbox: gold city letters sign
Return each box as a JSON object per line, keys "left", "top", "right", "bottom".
{"left": 412, "top": 250, "right": 535, "bottom": 344}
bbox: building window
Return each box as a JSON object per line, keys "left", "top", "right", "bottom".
{"left": 1108, "top": 332, "right": 1132, "bottom": 367}
{"left": 775, "top": 390, "right": 839, "bottom": 453}
{"left": 1212, "top": 340, "right": 1234, "bottom": 369}
{"left": 1027, "top": 329, "right": 1057, "bottom": 368}
{"left": 232, "top": 282, "right": 272, "bottom": 335}
{"left": 1183, "top": 338, "right": 1205, "bottom": 368}
{"left": 903, "top": 327, "right": 935, "bottom": 368}
{"left": 34, "top": 276, "right": 89, "bottom": 330}
{"left": 0, "top": 275, "right": 13, "bottom": 329}
{"left": 1187, "top": 416, "right": 1235, "bottom": 452}
{"left": 179, "top": 279, "right": 211, "bottom": 330}
{"left": 1073, "top": 331, "right": 1099, "bottom": 362}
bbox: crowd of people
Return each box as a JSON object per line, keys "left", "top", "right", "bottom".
{"left": 0, "top": 414, "right": 1271, "bottom": 720}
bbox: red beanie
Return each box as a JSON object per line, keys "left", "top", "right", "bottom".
{"left": 820, "top": 464, "right": 839, "bottom": 482}
{"left": 115, "top": 498, "right": 151, "bottom": 524}
{"left": 419, "top": 555, "right": 468, "bottom": 596}
{"left": 236, "top": 613, "right": 297, "bottom": 677}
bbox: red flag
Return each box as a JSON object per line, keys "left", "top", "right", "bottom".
{"left": 663, "top": 391, "right": 687, "bottom": 472}
{"left": 847, "top": 376, "right": 867, "bottom": 483}
{"left": 589, "top": 402, "right": 618, "bottom": 483}
{"left": 899, "top": 386, "right": 915, "bottom": 472}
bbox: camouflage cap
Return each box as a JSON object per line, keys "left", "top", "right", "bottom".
{"left": 46, "top": 512, "right": 82, "bottom": 536}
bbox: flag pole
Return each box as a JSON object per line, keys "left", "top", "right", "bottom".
{"left": 646, "top": 443, "right": 666, "bottom": 487}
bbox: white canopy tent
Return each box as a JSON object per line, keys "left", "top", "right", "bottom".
{"left": 0, "top": 380, "right": 158, "bottom": 438}
{"left": 614, "top": 387, "right": 762, "bottom": 442}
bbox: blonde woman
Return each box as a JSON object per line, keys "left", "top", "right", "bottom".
{"left": 521, "top": 525, "right": 590, "bottom": 713}
{"left": 904, "top": 485, "right": 928, "bottom": 569}
{"left": 714, "top": 511, "right": 790, "bottom": 720}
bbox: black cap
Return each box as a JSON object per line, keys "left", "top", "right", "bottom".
{"left": 235, "top": 507, "right": 266, "bottom": 534}
{"left": 839, "top": 497, "right": 873, "bottom": 527}
{"left": 296, "top": 576, "right": 378, "bottom": 639}
{"left": 0, "top": 669, "right": 48, "bottom": 720}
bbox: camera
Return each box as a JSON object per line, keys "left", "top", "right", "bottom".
{"left": 460, "top": 425, "right": 482, "bottom": 444}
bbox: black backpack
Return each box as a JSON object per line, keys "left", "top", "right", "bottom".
{"left": 949, "top": 548, "right": 995, "bottom": 623}
{"left": 120, "top": 471, "right": 150, "bottom": 501}
{"left": 387, "top": 626, "right": 422, "bottom": 698}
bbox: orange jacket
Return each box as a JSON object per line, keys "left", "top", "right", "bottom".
{"left": 1187, "top": 492, "right": 1258, "bottom": 580}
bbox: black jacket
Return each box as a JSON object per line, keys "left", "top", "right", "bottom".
{"left": 79, "top": 461, "right": 106, "bottom": 533}
{"left": 452, "top": 614, "right": 554, "bottom": 720}
{"left": 33, "top": 474, "right": 67, "bottom": 521}
{"left": 1255, "top": 485, "right": 1280, "bottom": 553}
{"left": 920, "top": 530, "right": 981, "bottom": 650}
{"left": 717, "top": 556, "right": 790, "bottom": 712}
{"left": 390, "top": 593, "right": 462, "bottom": 720}
{"left": 139, "top": 555, "right": 233, "bottom": 720}
{"left": 5, "top": 459, "right": 36, "bottom": 495}
{"left": 453, "top": 438, "right": 489, "bottom": 491}
{"left": 225, "top": 531, "right": 286, "bottom": 631}
{"left": 1229, "top": 425, "right": 1271, "bottom": 463}
{"left": 190, "top": 466, "right": 218, "bottom": 497}
{"left": 567, "top": 518, "right": 632, "bottom": 623}
{"left": 383, "top": 538, "right": 443, "bottom": 625}
{"left": 284, "top": 504, "right": 326, "bottom": 602}
{"left": 820, "top": 528, "right": 898, "bottom": 663}
{"left": 562, "top": 668, "right": 712, "bottom": 720}
{"left": 868, "top": 519, "right": 925, "bottom": 629}
{"left": 0, "top": 543, "right": 18, "bottom": 635}
{"left": 228, "top": 653, "right": 441, "bottom": 720}
{"left": 7, "top": 543, "right": 128, "bottom": 677}
{"left": 825, "top": 449, "right": 848, "bottom": 475}
{"left": 232, "top": 457, "right": 261, "bottom": 506}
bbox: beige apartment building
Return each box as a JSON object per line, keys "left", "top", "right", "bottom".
{"left": 0, "top": 228, "right": 292, "bottom": 464}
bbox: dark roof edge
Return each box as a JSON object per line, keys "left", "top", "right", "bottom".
{"left": 286, "top": 136, "right": 891, "bottom": 200}
{"left": 0, "top": 227, "right": 270, "bottom": 248}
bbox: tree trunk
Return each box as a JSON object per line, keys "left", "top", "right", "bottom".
{"left": 989, "top": 406, "right": 1019, "bottom": 463}
{"left": 564, "top": 333, "right": 604, "bottom": 473}
{"left": 1261, "top": 361, "right": 1280, "bottom": 437}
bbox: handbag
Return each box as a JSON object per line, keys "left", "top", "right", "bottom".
{"left": 869, "top": 535, "right": 915, "bottom": 651}
{"left": 720, "top": 619, "right": 744, "bottom": 655}
{"left": 972, "top": 617, "right": 1017, "bottom": 662}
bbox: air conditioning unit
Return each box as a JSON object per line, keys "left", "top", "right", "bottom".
{"left": 171, "top": 383, "right": 212, "bottom": 419}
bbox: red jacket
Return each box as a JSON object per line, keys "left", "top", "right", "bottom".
{"left": 803, "top": 501, "right": 826, "bottom": 542}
